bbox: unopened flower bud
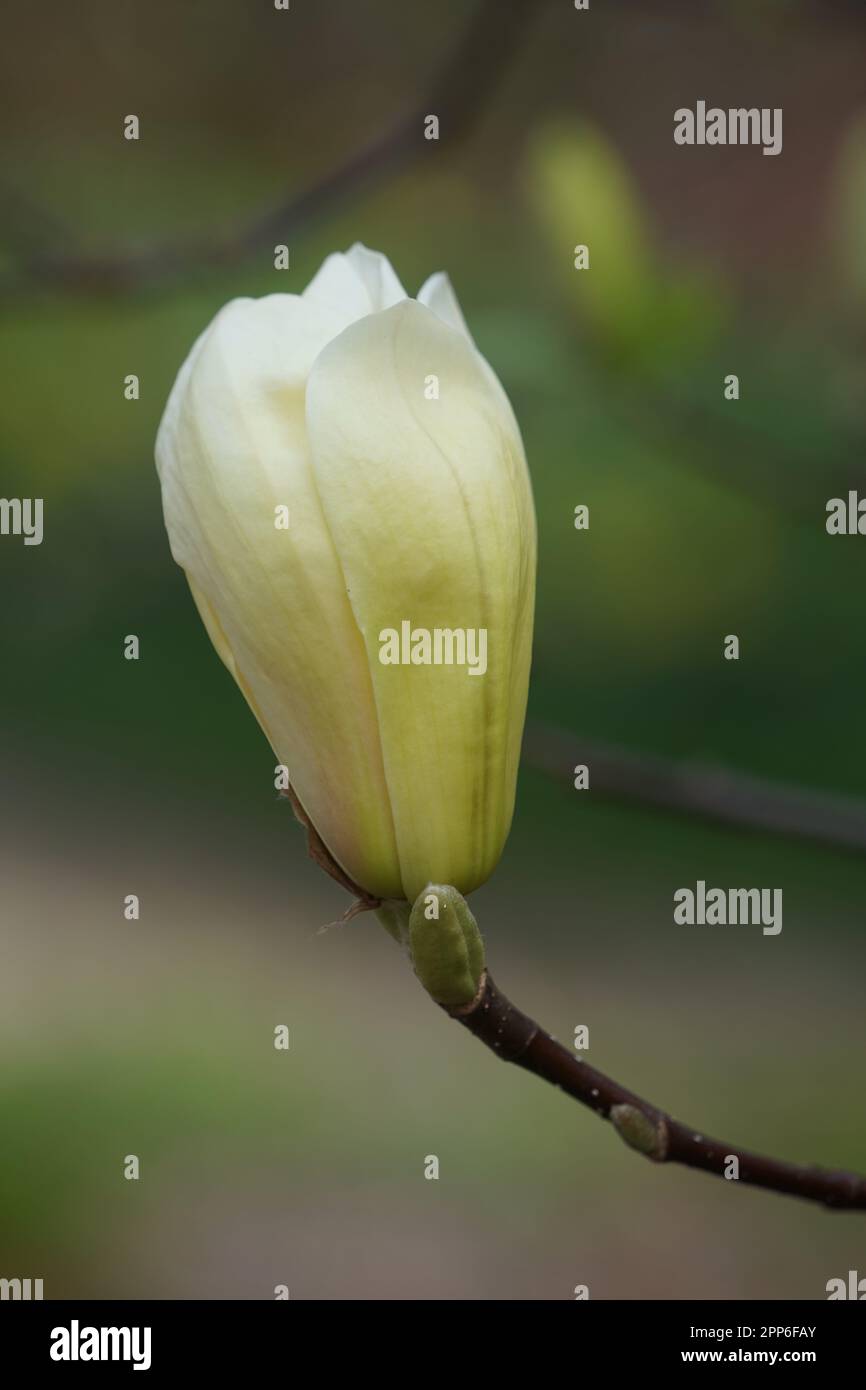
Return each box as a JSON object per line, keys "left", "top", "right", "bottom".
{"left": 156, "top": 244, "right": 536, "bottom": 903}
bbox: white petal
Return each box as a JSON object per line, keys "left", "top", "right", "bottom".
{"left": 156, "top": 292, "right": 403, "bottom": 899}
{"left": 303, "top": 244, "right": 408, "bottom": 320}
{"left": 417, "top": 270, "right": 474, "bottom": 344}
{"left": 305, "top": 299, "right": 535, "bottom": 902}
{"left": 302, "top": 252, "right": 378, "bottom": 322}
{"left": 344, "top": 242, "right": 408, "bottom": 311}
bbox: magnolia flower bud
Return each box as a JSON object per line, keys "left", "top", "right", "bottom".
{"left": 155, "top": 244, "right": 536, "bottom": 903}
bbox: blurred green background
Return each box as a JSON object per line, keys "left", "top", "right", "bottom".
{"left": 1, "top": 0, "right": 865, "bottom": 1298}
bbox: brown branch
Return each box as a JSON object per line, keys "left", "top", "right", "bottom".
{"left": 447, "top": 972, "right": 866, "bottom": 1211}
{"left": 1, "top": 0, "right": 544, "bottom": 297}
{"left": 523, "top": 719, "right": 866, "bottom": 857}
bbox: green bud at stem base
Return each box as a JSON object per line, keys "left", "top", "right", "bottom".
{"left": 408, "top": 884, "right": 485, "bottom": 1007}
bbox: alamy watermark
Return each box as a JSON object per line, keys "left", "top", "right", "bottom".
{"left": 379, "top": 621, "right": 487, "bottom": 676}
{"left": 674, "top": 102, "right": 782, "bottom": 157}
{"left": 50, "top": 1321, "right": 151, "bottom": 1371}
{"left": 674, "top": 880, "right": 783, "bottom": 935}
{"left": 827, "top": 1270, "right": 866, "bottom": 1299}
{"left": 0, "top": 1276, "right": 43, "bottom": 1299}
{"left": 0, "top": 497, "right": 43, "bottom": 545}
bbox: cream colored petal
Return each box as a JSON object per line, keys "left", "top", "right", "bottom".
{"left": 305, "top": 300, "right": 536, "bottom": 902}
{"left": 302, "top": 243, "right": 408, "bottom": 321}
{"left": 417, "top": 270, "right": 474, "bottom": 344}
{"left": 344, "top": 242, "right": 408, "bottom": 311}
{"left": 302, "top": 252, "right": 377, "bottom": 321}
{"left": 156, "top": 293, "right": 402, "bottom": 898}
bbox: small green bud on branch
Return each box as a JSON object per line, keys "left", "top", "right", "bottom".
{"left": 408, "top": 885, "right": 485, "bottom": 1008}
{"left": 610, "top": 1104, "right": 669, "bottom": 1161}
{"left": 417, "top": 962, "right": 866, "bottom": 1211}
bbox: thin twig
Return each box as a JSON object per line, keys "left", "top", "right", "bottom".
{"left": 447, "top": 971, "right": 866, "bottom": 1211}
{"left": 0, "top": 0, "right": 543, "bottom": 297}
{"left": 523, "top": 719, "right": 866, "bottom": 856}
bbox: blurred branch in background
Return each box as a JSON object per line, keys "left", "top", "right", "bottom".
{"left": 0, "top": 0, "right": 546, "bottom": 297}
{"left": 523, "top": 720, "right": 866, "bottom": 856}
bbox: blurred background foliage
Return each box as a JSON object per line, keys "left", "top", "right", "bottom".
{"left": 0, "top": 0, "right": 865, "bottom": 1298}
